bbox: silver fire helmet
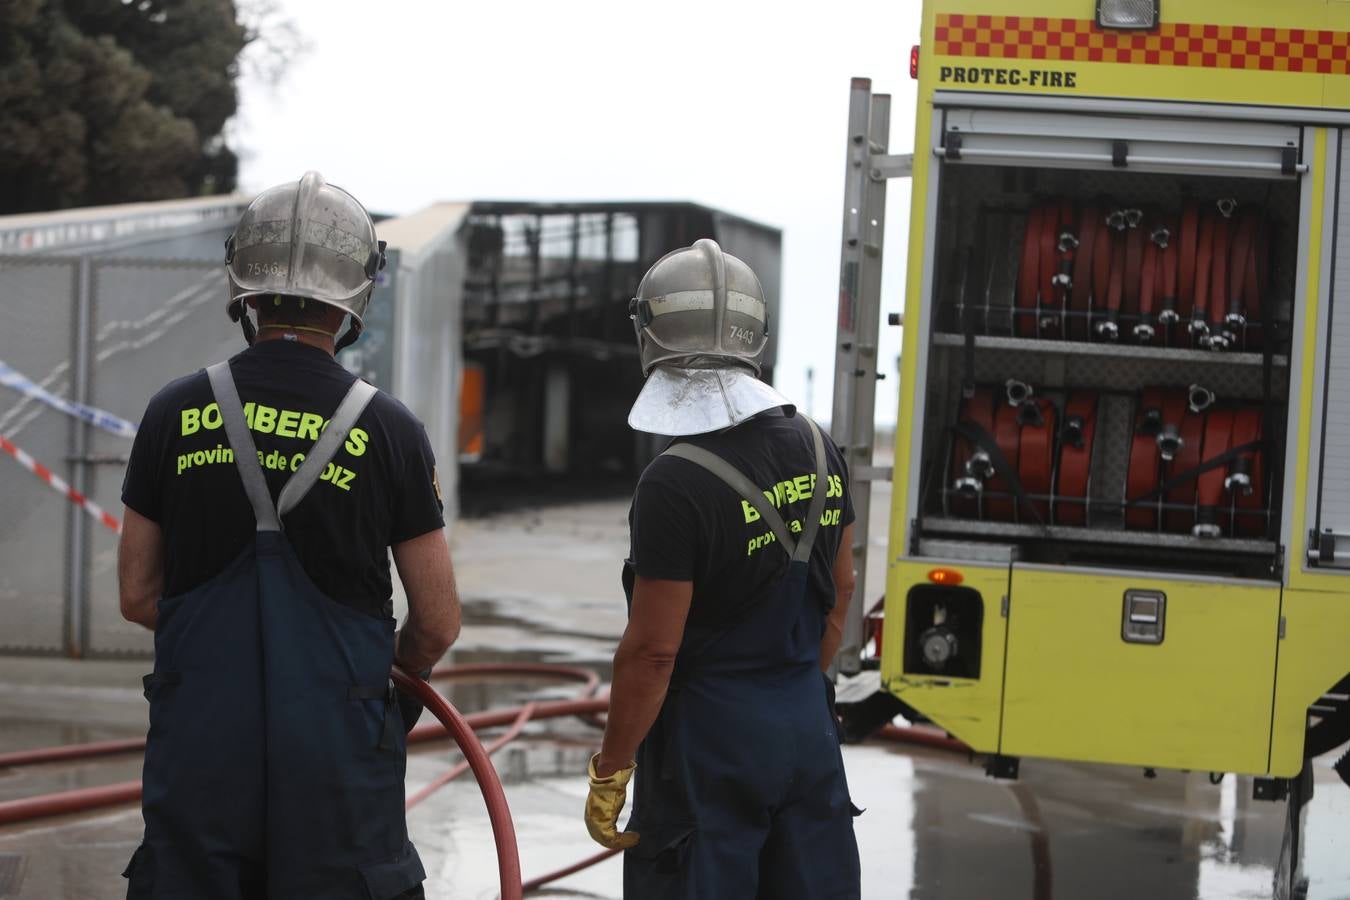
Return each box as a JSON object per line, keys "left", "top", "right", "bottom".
{"left": 630, "top": 238, "right": 770, "bottom": 375}
{"left": 627, "top": 239, "right": 792, "bottom": 436}
{"left": 224, "top": 171, "right": 385, "bottom": 345}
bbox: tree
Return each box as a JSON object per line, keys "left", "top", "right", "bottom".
{"left": 0, "top": 0, "right": 250, "bottom": 213}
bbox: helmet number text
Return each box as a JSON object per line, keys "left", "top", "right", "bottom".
{"left": 728, "top": 325, "right": 757, "bottom": 345}
{"left": 245, "top": 262, "right": 287, "bottom": 277}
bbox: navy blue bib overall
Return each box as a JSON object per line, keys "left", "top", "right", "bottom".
{"left": 623, "top": 418, "right": 861, "bottom": 900}
{"left": 123, "top": 362, "right": 426, "bottom": 900}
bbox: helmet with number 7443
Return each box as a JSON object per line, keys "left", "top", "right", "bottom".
{"left": 627, "top": 239, "right": 793, "bottom": 436}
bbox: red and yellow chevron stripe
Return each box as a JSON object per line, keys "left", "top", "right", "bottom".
{"left": 935, "top": 13, "right": 1350, "bottom": 75}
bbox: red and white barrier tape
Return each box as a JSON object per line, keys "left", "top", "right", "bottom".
{"left": 0, "top": 435, "right": 121, "bottom": 534}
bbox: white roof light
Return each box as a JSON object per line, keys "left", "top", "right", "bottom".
{"left": 1096, "top": 0, "right": 1159, "bottom": 30}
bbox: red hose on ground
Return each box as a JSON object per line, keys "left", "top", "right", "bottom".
{"left": 430, "top": 662, "right": 600, "bottom": 696}
{"left": 406, "top": 702, "right": 536, "bottom": 810}
{"left": 875, "top": 724, "right": 971, "bottom": 755}
{"left": 0, "top": 699, "right": 610, "bottom": 855}
{"left": 0, "top": 780, "right": 141, "bottom": 825}
{"left": 408, "top": 697, "right": 608, "bottom": 745}
{"left": 521, "top": 848, "right": 622, "bottom": 893}
{"left": 392, "top": 666, "right": 523, "bottom": 900}
{"left": 428, "top": 662, "right": 606, "bottom": 730}
{"left": 0, "top": 664, "right": 601, "bottom": 772}
{"left": 0, "top": 737, "right": 146, "bottom": 770}
{"left": 0, "top": 666, "right": 608, "bottom": 896}
{"left": 0, "top": 660, "right": 969, "bottom": 897}
{"left": 0, "top": 696, "right": 610, "bottom": 771}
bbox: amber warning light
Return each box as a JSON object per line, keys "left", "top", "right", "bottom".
{"left": 910, "top": 45, "right": 920, "bottom": 79}
{"left": 927, "top": 567, "right": 964, "bottom": 585}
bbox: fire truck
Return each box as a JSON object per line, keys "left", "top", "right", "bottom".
{"left": 831, "top": 1, "right": 1350, "bottom": 893}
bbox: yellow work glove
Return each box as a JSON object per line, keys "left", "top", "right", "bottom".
{"left": 585, "top": 754, "right": 641, "bottom": 850}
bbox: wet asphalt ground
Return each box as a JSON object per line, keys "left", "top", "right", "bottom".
{"left": 0, "top": 486, "right": 1347, "bottom": 899}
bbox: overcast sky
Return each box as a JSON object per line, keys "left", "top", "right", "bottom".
{"left": 234, "top": 0, "right": 924, "bottom": 424}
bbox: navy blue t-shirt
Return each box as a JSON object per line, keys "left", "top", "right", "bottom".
{"left": 122, "top": 340, "right": 444, "bottom": 617}
{"left": 628, "top": 410, "right": 855, "bottom": 628}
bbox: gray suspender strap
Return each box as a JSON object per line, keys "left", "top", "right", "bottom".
{"left": 276, "top": 379, "right": 376, "bottom": 518}
{"left": 661, "top": 417, "right": 831, "bottom": 564}
{"left": 665, "top": 442, "right": 798, "bottom": 553}
{"left": 207, "top": 362, "right": 281, "bottom": 532}
{"left": 205, "top": 362, "right": 377, "bottom": 532}
{"left": 797, "top": 418, "right": 830, "bottom": 563}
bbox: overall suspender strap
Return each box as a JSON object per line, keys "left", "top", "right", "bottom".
{"left": 277, "top": 379, "right": 376, "bottom": 518}
{"left": 205, "top": 362, "right": 377, "bottom": 532}
{"left": 208, "top": 362, "right": 280, "bottom": 532}
{"left": 661, "top": 417, "right": 830, "bottom": 564}
{"left": 796, "top": 418, "right": 830, "bottom": 563}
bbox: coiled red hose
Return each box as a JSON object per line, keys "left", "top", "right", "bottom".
{"left": 406, "top": 702, "right": 536, "bottom": 810}
{"left": 391, "top": 666, "right": 523, "bottom": 900}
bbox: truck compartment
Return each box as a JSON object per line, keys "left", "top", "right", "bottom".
{"left": 914, "top": 162, "right": 1297, "bottom": 578}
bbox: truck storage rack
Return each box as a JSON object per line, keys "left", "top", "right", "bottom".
{"left": 930, "top": 333, "right": 1290, "bottom": 369}
{"left": 920, "top": 382, "right": 1280, "bottom": 551}
{"left": 920, "top": 516, "right": 1277, "bottom": 555}
{"left": 907, "top": 158, "right": 1296, "bottom": 576}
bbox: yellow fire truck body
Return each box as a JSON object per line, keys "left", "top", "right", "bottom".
{"left": 875, "top": 0, "right": 1350, "bottom": 784}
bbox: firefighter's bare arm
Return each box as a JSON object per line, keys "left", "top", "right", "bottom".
{"left": 118, "top": 506, "right": 164, "bottom": 631}
{"left": 595, "top": 575, "right": 694, "bottom": 777}
{"left": 819, "top": 523, "right": 856, "bottom": 671}
{"left": 391, "top": 528, "right": 461, "bottom": 671}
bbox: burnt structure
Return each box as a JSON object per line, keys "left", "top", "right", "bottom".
{"left": 459, "top": 202, "right": 781, "bottom": 484}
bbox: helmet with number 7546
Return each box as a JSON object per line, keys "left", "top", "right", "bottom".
{"left": 224, "top": 171, "right": 385, "bottom": 348}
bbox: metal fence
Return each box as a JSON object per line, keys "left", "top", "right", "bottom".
{"left": 0, "top": 206, "right": 466, "bottom": 658}
{"left": 0, "top": 255, "right": 79, "bottom": 654}
{"left": 0, "top": 254, "right": 231, "bottom": 656}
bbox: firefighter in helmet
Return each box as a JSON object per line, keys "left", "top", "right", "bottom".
{"left": 119, "top": 172, "right": 459, "bottom": 898}
{"left": 584, "top": 239, "right": 862, "bottom": 898}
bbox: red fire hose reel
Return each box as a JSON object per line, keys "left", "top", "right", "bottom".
{"left": 947, "top": 382, "right": 1268, "bottom": 537}
{"left": 948, "top": 380, "right": 1069, "bottom": 526}
{"left": 1011, "top": 196, "right": 1269, "bottom": 350}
